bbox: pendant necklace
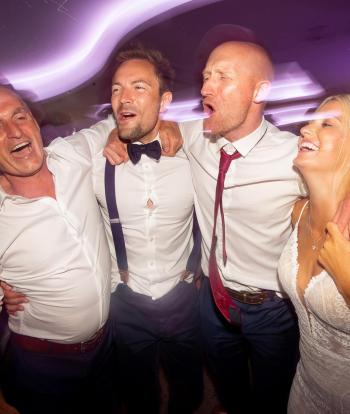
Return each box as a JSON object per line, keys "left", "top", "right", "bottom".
{"left": 307, "top": 207, "right": 324, "bottom": 251}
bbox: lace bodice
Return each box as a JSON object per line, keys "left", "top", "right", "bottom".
{"left": 278, "top": 205, "right": 350, "bottom": 413}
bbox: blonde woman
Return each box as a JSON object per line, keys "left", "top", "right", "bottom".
{"left": 278, "top": 94, "right": 350, "bottom": 413}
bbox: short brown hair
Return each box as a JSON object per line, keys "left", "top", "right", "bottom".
{"left": 114, "top": 46, "right": 175, "bottom": 95}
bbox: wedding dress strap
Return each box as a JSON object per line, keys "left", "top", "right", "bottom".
{"left": 296, "top": 200, "right": 309, "bottom": 226}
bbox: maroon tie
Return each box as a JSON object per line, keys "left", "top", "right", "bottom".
{"left": 209, "top": 148, "right": 241, "bottom": 325}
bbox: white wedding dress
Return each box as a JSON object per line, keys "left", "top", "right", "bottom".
{"left": 278, "top": 203, "right": 350, "bottom": 413}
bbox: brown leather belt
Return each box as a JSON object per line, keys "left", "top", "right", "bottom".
{"left": 225, "top": 287, "right": 273, "bottom": 304}
{"left": 11, "top": 326, "right": 105, "bottom": 354}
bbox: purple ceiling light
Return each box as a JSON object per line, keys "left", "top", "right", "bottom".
{"left": 265, "top": 102, "right": 319, "bottom": 126}
{"left": 268, "top": 104, "right": 340, "bottom": 126}
{"left": 85, "top": 99, "right": 208, "bottom": 123}
{"left": 4, "top": 0, "right": 217, "bottom": 101}
{"left": 163, "top": 99, "right": 208, "bottom": 122}
{"left": 269, "top": 62, "right": 324, "bottom": 102}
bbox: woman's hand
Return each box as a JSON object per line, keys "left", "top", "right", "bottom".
{"left": 319, "top": 222, "right": 350, "bottom": 306}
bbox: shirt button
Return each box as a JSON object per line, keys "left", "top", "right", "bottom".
{"left": 149, "top": 261, "right": 155, "bottom": 268}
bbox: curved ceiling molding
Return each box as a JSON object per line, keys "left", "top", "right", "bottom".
{"left": 4, "top": 0, "right": 216, "bottom": 101}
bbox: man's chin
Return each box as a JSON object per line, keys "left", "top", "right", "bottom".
{"left": 119, "top": 131, "right": 136, "bottom": 142}
{"left": 203, "top": 118, "right": 219, "bottom": 136}
{"left": 118, "top": 126, "right": 144, "bottom": 142}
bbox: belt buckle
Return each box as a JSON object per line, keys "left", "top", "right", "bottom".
{"left": 256, "top": 291, "right": 270, "bottom": 304}
{"left": 251, "top": 291, "right": 264, "bottom": 304}
{"left": 241, "top": 290, "right": 264, "bottom": 304}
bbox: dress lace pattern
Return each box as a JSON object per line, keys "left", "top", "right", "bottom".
{"left": 278, "top": 206, "right": 350, "bottom": 414}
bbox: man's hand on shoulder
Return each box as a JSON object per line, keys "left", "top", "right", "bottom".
{"left": 159, "top": 120, "right": 183, "bottom": 156}
{"left": 103, "top": 128, "right": 129, "bottom": 165}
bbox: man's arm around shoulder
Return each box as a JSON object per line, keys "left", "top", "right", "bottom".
{"left": 50, "top": 116, "right": 117, "bottom": 161}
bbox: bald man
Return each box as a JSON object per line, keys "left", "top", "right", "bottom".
{"left": 176, "top": 41, "right": 305, "bottom": 414}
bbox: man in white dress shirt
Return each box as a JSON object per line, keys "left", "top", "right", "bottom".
{"left": 0, "top": 86, "right": 117, "bottom": 414}
{"left": 176, "top": 41, "right": 305, "bottom": 414}
{"left": 97, "top": 47, "right": 202, "bottom": 414}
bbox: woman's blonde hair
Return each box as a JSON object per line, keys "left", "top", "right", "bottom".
{"left": 318, "top": 94, "right": 350, "bottom": 196}
{"left": 319, "top": 94, "right": 350, "bottom": 134}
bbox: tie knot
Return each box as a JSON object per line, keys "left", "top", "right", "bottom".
{"left": 219, "top": 149, "right": 240, "bottom": 175}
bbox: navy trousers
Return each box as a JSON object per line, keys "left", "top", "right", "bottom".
{"left": 110, "top": 281, "right": 203, "bottom": 414}
{"left": 2, "top": 322, "right": 118, "bottom": 414}
{"left": 200, "top": 276, "right": 299, "bottom": 414}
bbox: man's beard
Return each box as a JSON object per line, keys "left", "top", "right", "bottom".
{"left": 118, "top": 117, "right": 159, "bottom": 143}
{"left": 118, "top": 125, "right": 145, "bottom": 142}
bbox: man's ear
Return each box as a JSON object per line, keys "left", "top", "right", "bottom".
{"left": 254, "top": 81, "right": 271, "bottom": 104}
{"left": 160, "top": 91, "right": 172, "bottom": 113}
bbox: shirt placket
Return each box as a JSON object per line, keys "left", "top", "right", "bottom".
{"left": 142, "top": 160, "right": 158, "bottom": 298}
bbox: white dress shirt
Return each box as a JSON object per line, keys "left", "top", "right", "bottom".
{"left": 0, "top": 135, "right": 111, "bottom": 343}
{"left": 180, "top": 118, "right": 306, "bottom": 292}
{"left": 21, "top": 116, "right": 194, "bottom": 301}
{"left": 92, "top": 132, "right": 195, "bottom": 299}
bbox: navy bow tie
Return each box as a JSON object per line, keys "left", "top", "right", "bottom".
{"left": 127, "top": 140, "right": 162, "bottom": 165}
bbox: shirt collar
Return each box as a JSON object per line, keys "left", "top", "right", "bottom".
{"left": 0, "top": 184, "right": 26, "bottom": 207}
{"left": 132, "top": 134, "right": 160, "bottom": 145}
{"left": 216, "top": 118, "right": 268, "bottom": 157}
{"left": 0, "top": 186, "right": 6, "bottom": 208}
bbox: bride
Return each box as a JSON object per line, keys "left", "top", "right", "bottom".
{"left": 278, "top": 94, "right": 350, "bottom": 413}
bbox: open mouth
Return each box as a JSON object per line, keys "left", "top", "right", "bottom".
{"left": 299, "top": 141, "right": 319, "bottom": 152}
{"left": 10, "top": 141, "right": 32, "bottom": 155}
{"left": 118, "top": 111, "right": 137, "bottom": 122}
{"left": 203, "top": 102, "right": 215, "bottom": 116}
